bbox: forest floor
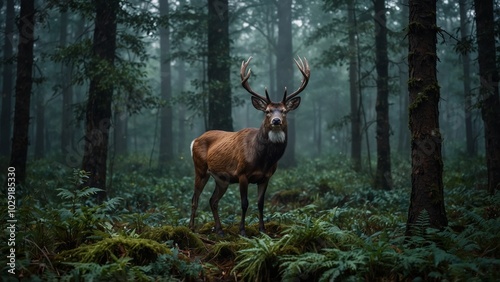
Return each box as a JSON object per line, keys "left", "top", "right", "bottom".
{"left": 0, "top": 155, "right": 499, "bottom": 281}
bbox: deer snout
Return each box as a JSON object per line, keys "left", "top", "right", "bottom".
{"left": 271, "top": 117, "right": 282, "bottom": 126}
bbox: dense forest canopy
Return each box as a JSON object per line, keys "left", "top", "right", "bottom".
{"left": 0, "top": 0, "right": 499, "bottom": 280}
{"left": 1, "top": 0, "right": 494, "bottom": 162}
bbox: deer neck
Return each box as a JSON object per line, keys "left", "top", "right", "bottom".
{"left": 253, "top": 124, "right": 287, "bottom": 168}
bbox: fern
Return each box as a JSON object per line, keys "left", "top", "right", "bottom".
{"left": 281, "top": 248, "right": 368, "bottom": 282}
{"left": 61, "top": 256, "right": 151, "bottom": 282}
{"left": 232, "top": 234, "right": 297, "bottom": 282}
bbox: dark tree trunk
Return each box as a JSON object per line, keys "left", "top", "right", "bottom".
{"left": 459, "top": 0, "right": 475, "bottom": 157}
{"left": 34, "top": 91, "right": 45, "bottom": 159}
{"left": 8, "top": 0, "right": 35, "bottom": 184}
{"left": 406, "top": 0, "right": 448, "bottom": 235}
{"left": 473, "top": 0, "right": 500, "bottom": 194}
{"left": 276, "top": 0, "right": 296, "bottom": 167}
{"left": 114, "top": 111, "right": 127, "bottom": 155}
{"left": 207, "top": 0, "right": 232, "bottom": 131}
{"left": 176, "top": 0, "right": 188, "bottom": 156}
{"left": 0, "top": 0, "right": 15, "bottom": 157}
{"left": 348, "top": 0, "right": 362, "bottom": 171}
{"left": 60, "top": 11, "right": 74, "bottom": 156}
{"left": 397, "top": 0, "right": 409, "bottom": 157}
{"left": 81, "top": 0, "right": 118, "bottom": 201}
{"left": 177, "top": 59, "right": 187, "bottom": 155}
{"left": 373, "top": 0, "right": 392, "bottom": 190}
{"left": 159, "top": 0, "right": 173, "bottom": 167}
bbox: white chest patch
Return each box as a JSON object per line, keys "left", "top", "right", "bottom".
{"left": 268, "top": 130, "right": 286, "bottom": 143}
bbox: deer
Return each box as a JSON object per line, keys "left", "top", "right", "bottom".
{"left": 189, "top": 56, "right": 310, "bottom": 236}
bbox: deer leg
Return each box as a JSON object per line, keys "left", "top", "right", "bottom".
{"left": 257, "top": 179, "right": 269, "bottom": 233}
{"left": 189, "top": 173, "right": 209, "bottom": 231}
{"left": 239, "top": 176, "right": 249, "bottom": 236}
{"left": 209, "top": 176, "right": 229, "bottom": 236}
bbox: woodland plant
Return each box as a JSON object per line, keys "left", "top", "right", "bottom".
{"left": 0, "top": 156, "right": 498, "bottom": 281}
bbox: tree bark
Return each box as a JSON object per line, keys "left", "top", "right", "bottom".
{"left": 207, "top": 0, "right": 232, "bottom": 131}
{"left": 397, "top": 0, "right": 409, "bottom": 157}
{"left": 8, "top": 0, "right": 35, "bottom": 184}
{"left": 159, "top": 0, "right": 173, "bottom": 167}
{"left": 373, "top": 0, "right": 392, "bottom": 190}
{"left": 473, "top": 0, "right": 500, "bottom": 194}
{"left": 459, "top": 0, "right": 475, "bottom": 157}
{"left": 60, "top": 11, "right": 74, "bottom": 156}
{"left": 34, "top": 90, "right": 45, "bottom": 159}
{"left": 81, "top": 0, "right": 118, "bottom": 201}
{"left": 114, "top": 111, "right": 127, "bottom": 155}
{"left": 0, "top": 0, "right": 15, "bottom": 157}
{"left": 276, "top": 0, "right": 296, "bottom": 167}
{"left": 348, "top": 0, "right": 362, "bottom": 172}
{"left": 405, "top": 0, "right": 448, "bottom": 235}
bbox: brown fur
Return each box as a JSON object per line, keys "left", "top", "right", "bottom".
{"left": 189, "top": 56, "right": 309, "bottom": 236}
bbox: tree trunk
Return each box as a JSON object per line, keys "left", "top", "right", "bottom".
{"left": 159, "top": 0, "right": 173, "bottom": 167}
{"left": 177, "top": 58, "right": 187, "bottom": 156}
{"left": 34, "top": 90, "right": 45, "bottom": 159}
{"left": 348, "top": 0, "right": 362, "bottom": 172}
{"left": 459, "top": 0, "right": 474, "bottom": 157}
{"left": 8, "top": 0, "right": 35, "bottom": 184}
{"left": 176, "top": 0, "right": 187, "bottom": 157}
{"left": 114, "top": 110, "right": 127, "bottom": 155}
{"left": 60, "top": 11, "right": 74, "bottom": 156}
{"left": 473, "top": 0, "right": 500, "bottom": 194}
{"left": 207, "top": 0, "right": 232, "bottom": 131}
{"left": 397, "top": 0, "right": 409, "bottom": 157}
{"left": 373, "top": 0, "right": 392, "bottom": 190}
{"left": 405, "top": 0, "right": 448, "bottom": 235}
{"left": 0, "top": 0, "right": 15, "bottom": 157}
{"left": 276, "top": 0, "right": 295, "bottom": 167}
{"left": 81, "top": 0, "right": 118, "bottom": 201}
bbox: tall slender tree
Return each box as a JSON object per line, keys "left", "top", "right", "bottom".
{"left": 406, "top": 0, "right": 447, "bottom": 234}
{"left": 276, "top": 0, "right": 295, "bottom": 167}
{"left": 397, "top": 0, "right": 409, "bottom": 157}
{"left": 159, "top": 0, "right": 173, "bottom": 166}
{"left": 60, "top": 11, "right": 74, "bottom": 156}
{"left": 373, "top": 0, "right": 392, "bottom": 190}
{"left": 8, "top": 0, "right": 35, "bottom": 184}
{"left": 473, "top": 0, "right": 500, "bottom": 195}
{"left": 459, "top": 0, "right": 475, "bottom": 157}
{"left": 0, "top": 0, "right": 15, "bottom": 157}
{"left": 81, "top": 0, "right": 119, "bottom": 201}
{"left": 176, "top": 0, "right": 188, "bottom": 156}
{"left": 347, "top": 0, "right": 362, "bottom": 172}
{"left": 207, "top": 0, "right": 232, "bottom": 131}
{"left": 34, "top": 90, "right": 45, "bottom": 159}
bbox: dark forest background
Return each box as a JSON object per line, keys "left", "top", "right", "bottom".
{"left": 0, "top": 0, "right": 499, "bottom": 280}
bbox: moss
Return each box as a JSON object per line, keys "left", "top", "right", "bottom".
{"left": 407, "top": 21, "right": 426, "bottom": 33}
{"left": 270, "top": 189, "right": 313, "bottom": 208}
{"left": 262, "top": 221, "right": 287, "bottom": 235}
{"left": 407, "top": 77, "right": 422, "bottom": 89}
{"left": 409, "top": 92, "right": 429, "bottom": 112}
{"left": 206, "top": 240, "right": 242, "bottom": 262}
{"left": 58, "top": 236, "right": 170, "bottom": 265}
{"left": 141, "top": 226, "right": 205, "bottom": 252}
{"left": 409, "top": 83, "right": 440, "bottom": 112}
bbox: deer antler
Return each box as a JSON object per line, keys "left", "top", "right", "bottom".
{"left": 240, "top": 57, "right": 271, "bottom": 102}
{"left": 283, "top": 56, "right": 310, "bottom": 102}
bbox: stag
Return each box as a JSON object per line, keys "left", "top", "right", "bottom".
{"left": 189, "top": 56, "right": 310, "bottom": 236}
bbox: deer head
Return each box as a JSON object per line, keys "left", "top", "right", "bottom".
{"left": 240, "top": 56, "right": 310, "bottom": 142}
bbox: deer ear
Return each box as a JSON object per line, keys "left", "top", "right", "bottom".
{"left": 286, "top": 97, "right": 301, "bottom": 111}
{"left": 251, "top": 96, "right": 268, "bottom": 111}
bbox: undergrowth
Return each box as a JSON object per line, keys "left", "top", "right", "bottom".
{"left": 0, "top": 154, "right": 498, "bottom": 281}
